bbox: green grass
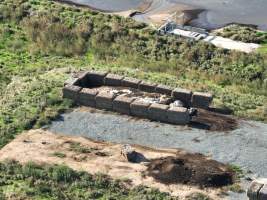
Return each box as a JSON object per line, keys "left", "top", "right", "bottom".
{"left": 258, "top": 43, "right": 267, "bottom": 54}
{"left": 0, "top": 160, "right": 177, "bottom": 199}
{"left": 228, "top": 164, "right": 244, "bottom": 179}
{"left": 68, "top": 142, "right": 93, "bottom": 154}
{"left": 227, "top": 183, "right": 245, "bottom": 193}
{"left": 185, "top": 192, "right": 212, "bottom": 200}
{"left": 52, "top": 152, "right": 66, "bottom": 158}
{"left": 215, "top": 24, "right": 267, "bottom": 43}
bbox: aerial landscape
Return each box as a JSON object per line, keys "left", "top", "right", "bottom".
{"left": 0, "top": 0, "right": 266, "bottom": 199}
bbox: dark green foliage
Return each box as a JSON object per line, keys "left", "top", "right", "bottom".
{"left": 0, "top": 161, "right": 177, "bottom": 199}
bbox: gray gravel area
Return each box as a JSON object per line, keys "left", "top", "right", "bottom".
{"left": 48, "top": 108, "right": 267, "bottom": 199}
{"left": 49, "top": 108, "right": 267, "bottom": 177}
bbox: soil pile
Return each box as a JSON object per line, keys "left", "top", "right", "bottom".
{"left": 191, "top": 109, "right": 238, "bottom": 132}
{"left": 146, "top": 153, "right": 234, "bottom": 187}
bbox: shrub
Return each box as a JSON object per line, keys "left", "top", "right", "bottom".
{"left": 23, "top": 14, "right": 92, "bottom": 56}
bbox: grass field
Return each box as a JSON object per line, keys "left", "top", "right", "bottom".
{"left": 0, "top": 160, "right": 179, "bottom": 199}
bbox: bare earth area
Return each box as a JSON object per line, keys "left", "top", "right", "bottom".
{"left": 0, "top": 129, "right": 233, "bottom": 200}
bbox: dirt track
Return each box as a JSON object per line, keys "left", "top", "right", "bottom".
{"left": 0, "top": 129, "right": 227, "bottom": 200}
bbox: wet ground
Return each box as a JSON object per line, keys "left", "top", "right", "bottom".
{"left": 67, "top": 0, "right": 267, "bottom": 30}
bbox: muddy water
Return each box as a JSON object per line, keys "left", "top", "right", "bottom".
{"left": 172, "top": 0, "right": 267, "bottom": 30}
{"left": 68, "top": 0, "right": 267, "bottom": 30}
{"left": 67, "top": 0, "right": 143, "bottom": 11}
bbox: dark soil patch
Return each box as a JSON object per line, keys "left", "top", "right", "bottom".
{"left": 190, "top": 109, "right": 238, "bottom": 132}
{"left": 146, "top": 153, "right": 234, "bottom": 187}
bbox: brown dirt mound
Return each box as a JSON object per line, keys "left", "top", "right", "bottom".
{"left": 146, "top": 153, "right": 234, "bottom": 187}
{"left": 190, "top": 109, "right": 238, "bottom": 132}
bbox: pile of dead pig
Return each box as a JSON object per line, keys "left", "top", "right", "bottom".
{"left": 63, "top": 71, "right": 213, "bottom": 125}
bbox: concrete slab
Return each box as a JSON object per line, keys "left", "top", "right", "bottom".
{"left": 148, "top": 103, "right": 169, "bottom": 122}
{"left": 95, "top": 91, "right": 116, "bottom": 110}
{"left": 104, "top": 73, "right": 124, "bottom": 86}
{"left": 113, "top": 95, "right": 135, "bottom": 115}
{"left": 155, "top": 84, "right": 173, "bottom": 96}
{"left": 78, "top": 88, "right": 98, "bottom": 107}
{"left": 139, "top": 81, "right": 157, "bottom": 93}
{"left": 87, "top": 71, "right": 108, "bottom": 87}
{"left": 192, "top": 92, "right": 213, "bottom": 109}
{"left": 62, "top": 85, "right": 82, "bottom": 101}
{"left": 167, "top": 107, "right": 190, "bottom": 125}
{"left": 130, "top": 99, "right": 151, "bottom": 118}
{"left": 172, "top": 88, "right": 192, "bottom": 106}
{"left": 122, "top": 77, "right": 141, "bottom": 89}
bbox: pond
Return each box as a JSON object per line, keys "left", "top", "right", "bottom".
{"left": 69, "top": 0, "right": 267, "bottom": 30}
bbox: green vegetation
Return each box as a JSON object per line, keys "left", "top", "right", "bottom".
{"left": 214, "top": 24, "right": 267, "bottom": 54}
{"left": 258, "top": 43, "right": 267, "bottom": 54}
{"left": 0, "top": 160, "right": 177, "bottom": 199}
{"left": 185, "top": 192, "right": 212, "bottom": 200}
{"left": 226, "top": 165, "right": 245, "bottom": 194}
{"left": 52, "top": 152, "right": 66, "bottom": 158}
{"left": 215, "top": 24, "right": 267, "bottom": 43}
{"left": 227, "top": 183, "right": 245, "bottom": 193}
{"left": 228, "top": 164, "right": 244, "bottom": 179}
{"left": 0, "top": 0, "right": 266, "bottom": 152}
{"left": 68, "top": 141, "right": 93, "bottom": 154}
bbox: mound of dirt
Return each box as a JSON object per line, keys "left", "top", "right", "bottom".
{"left": 190, "top": 109, "right": 238, "bottom": 132}
{"left": 146, "top": 153, "right": 234, "bottom": 187}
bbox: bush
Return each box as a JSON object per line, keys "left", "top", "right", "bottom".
{"left": 0, "top": 161, "right": 177, "bottom": 199}
{"left": 216, "top": 24, "right": 267, "bottom": 43}
{"left": 23, "top": 14, "right": 92, "bottom": 56}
